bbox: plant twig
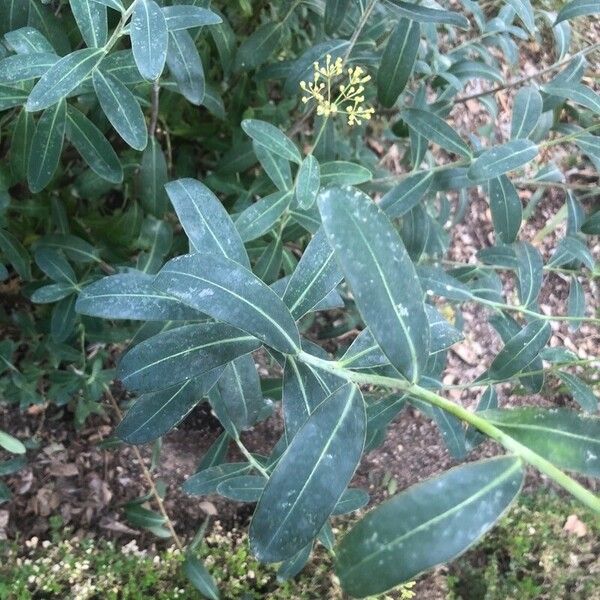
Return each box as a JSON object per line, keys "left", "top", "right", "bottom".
{"left": 148, "top": 81, "right": 160, "bottom": 137}
{"left": 105, "top": 386, "right": 184, "bottom": 551}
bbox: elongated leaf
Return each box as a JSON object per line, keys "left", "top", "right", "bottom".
{"left": 465, "top": 386, "right": 498, "bottom": 449}
{"left": 0, "top": 229, "right": 31, "bottom": 280}
{"left": 76, "top": 271, "right": 203, "bottom": 320}
{"left": 380, "top": 171, "right": 434, "bottom": 218}
{"left": 567, "top": 275, "right": 585, "bottom": 331}
{"left": 254, "top": 141, "right": 292, "bottom": 191}
{"left": 183, "top": 556, "right": 220, "bottom": 600}
{"left": 118, "top": 322, "right": 261, "bottom": 393}
{"left": 70, "top": 0, "right": 107, "bottom": 47}
{"left": 416, "top": 266, "right": 474, "bottom": 302}
{"left": 402, "top": 108, "right": 471, "bottom": 157}
{"left": 0, "top": 52, "right": 58, "bottom": 85}
{"left": 131, "top": 0, "right": 168, "bottom": 81}
{"left": 581, "top": 210, "right": 600, "bottom": 234}
{"left": 250, "top": 383, "right": 366, "bottom": 562}
{"left": 210, "top": 354, "right": 266, "bottom": 434}
{"left": 319, "top": 187, "right": 429, "bottom": 381}
{"left": 27, "top": 99, "right": 66, "bottom": 192}
{"left": 184, "top": 463, "right": 251, "bottom": 496}
{"left": 468, "top": 140, "right": 538, "bottom": 181}
{"left": 140, "top": 137, "right": 167, "bottom": 215}
{"left": 548, "top": 235, "right": 594, "bottom": 270}
{"left": 282, "top": 228, "right": 343, "bottom": 320}
{"left": 166, "top": 29, "right": 205, "bottom": 105}
{"left": 507, "top": 0, "right": 536, "bottom": 34}
{"left": 425, "top": 305, "right": 464, "bottom": 352}
{"left": 165, "top": 178, "right": 249, "bottom": 267}
{"left": 488, "top": 320, "right": 551, "bottom": 381}
{"left": 235, "top": 191, "right": 293, "bottom": 242}
{"left": 31, "top": 283, "right": 74, "bottom": 303}
{"left": 66, "top": 105, "right": 123, "bottom": 184}
{"left": 488, "top": 175, "right": 522, "bottom": 243}
{"left": 26, "top": 48, "right": 105, "bottom": 112}
{"left": 482, "top": 408, "right": 600, "bottom": 477}
{"left": 163, "top": 5, "right": 221, "bottom": 31}
{"left": 0, "top": 431, "right": 26, "bottom": 454}
{"left": 92, "top": 69, "right": 147, "bottom": 151}
{"left": 514, "top": 241, "right": 543, "bottom": 309}
{"left": 385, "top": 0, "right": 470, "bottom": 28}
{"left": 511, "top": 86, "right": 543, "bottom": 139}
{"left": 4, "top": 27, "right": 53, "bottom": 54}
{"left": 100, "top": 50, "right": 144, "bottom": 84}
{"left": 555, "top": 0, "right": 600, "bottom": 24}
{"left": 557, "top": 371, "right": 597, "bottom": 413}
{"left": 116, "top": 373, "right": 221, "bottom": 444}
{"left": 51, "top": 294, "right": 77, "bottom": 342}
{"left": 335, "top": 456, "right": 523, "bottom": 598}
{"left": 319, "top": 161, "right": 372, "bottom": 186}
{"left": 295, "top": 155, "right": 320, "bottom": 209}
{"left": 541, "top": 82, "right": 600, "bottom": 115}
{"left": 154, "top": 253, "right": 301, "bottom": 354}
{"left": 332, "top": 488, "right": 370, "bottom": 516}
{"left": 242, "top": 119, "right": 301, "bottom": 165}
{"left": 217, "top": 475, "right": 265, "bottom": 502}
{"left": 34, "top": 247, "right": 76, "bottom": 284}
{"left": 324, "top": 0, "right": 350, "bottom": 35}
{"left": 10, "top": 109, "right": 35, "bottom": 180}
{"left": 235, "top": 22, "right": 283, "bottom": 71}
{"left": 377, "top": 18, "right": 420, "bottom": 108}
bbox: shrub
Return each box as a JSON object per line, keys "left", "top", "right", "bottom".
{"left": 0, "top": 0, "right": 599, "bottom": 598}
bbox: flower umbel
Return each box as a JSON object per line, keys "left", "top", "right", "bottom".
{"left": 299, "top": 55, "right": 375, "bottom": 126}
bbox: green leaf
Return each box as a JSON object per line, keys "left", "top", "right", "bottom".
{"left": 10, "top": 109, "right": 35, "bottom": 180}
{"left": 0, "top": 228, "right": 31, "bottom": 280}
{"left": 488, "top": 319, "right": 551, "bottom": 381}
{"left": 184, "top": 463, "right": 251, "bottom": 496}
{"left": 250, "top": 382, "right": 366, "bottom": 563}
{"left": 377, "top": 18, "right": 420, "bottom": 108}
{"left": 235, "top": 22, "right": 283, "bottom": 71}
{"left": 416, "top": 266, "right": 474, "bottom": 302}
{"left": 235, "top": 190, "right": 293, "bottom": 242}
{"left": 253, "top": 141, "right": 292, "bottom": 191}
{"left": 124, "top": 504, "right": 167, "bottom": 529}
{"left": 27, "top": 99, "right": 66, "bottom": 193}
{"left": 210, "top": 354, "right": 267, "bottom": 434}
{"left": 385, "top": 0, "right": 470, "bottom": 28}
{"left": 581, "top": 210, "right": 600, "bottom": 234}
{"left": 332, "top": 488, "right": 370, "bottom": 516}
{"left": 183, "top": 556, "right": 220, "bottom": 600}
{"left": 31, "top": 283, "right": 73, "bottom": 303}
{"left": 92, "top": 69, "right": 147, "bottom": 151}
{"left": 118, "top": 322, "right": 261, "bottom": 393}
{"left": 425, "top": 305, "right": 464, "bottom": 352}
{"left": 282, "top": 228, "right": 343, "bottom": 320}
{"left": 165, "top": 178, "right": 249, "bottom": 267}
{"left": 0, "top": 430, "right": 26, "bottom": 454}
{"left": 4, "top": 27, "right": 53, "bottom": 54}
{"left": 488, "top": 175, "right": 523, "bottom": 243}
{"left": 295, "top": 155, "right": 320, "bottom": 210}
{"left": 318, "top": 187, "right": 429, "bottom": 382}
{"left": 116, "top": 374, "right": 222, "bottom": 444}
{"left": 34, "top": 247, "right": 76, "bottom": 284}
{"left": 324, "top": 0, "right": 350, "bottom": 35}
{"left": 166, "top": 29, "right": 205, "bottom": 105}
{"left": 0, "top": 52, "right": 58, "bottom": 85}
{"left": 468, "top": 140, "right": 538, "bottom": 182}
{"left": 92, "top": 0, "right": 124, "bottom": 11}
{"left": 163, "top": 6, "right": 221, "bottom": 31}
{"left": 154, "top": 253, "right": 301, "bottom": 354}
{"left": 482, "top": 408, "right": 600, "bottom": 477}
{"left": 131, "top": 0, "right": 168, "bottom": 81}
{"left": 319, "top": 161, "right": 372, "bottom": 186}
{"left": 254, "top": 238, "right": 283, "bottom": 284}
{"left": 548, "top": 235, "right": 594, "bottom": 270}
{"left": 567, "top": 275, "right": 585, "bottom": 331}
{"left": 335, "top": 456, "right": 523, "bottom": 598}
{"left": 380, "top": 171, "right": 434, "bottom": 218}
{"left": 136, "top": 217, "right": 172, "bottom": 274}
{"left": 514, "top": 241, "right": 543, "bottom": 309}
{"left": 566, "top": 190, "right": 585, "bottom": 235}
{"left": 66, "top": 105, "right": 123, "bottom": 184}
{"left": 555, "top": 0, "right": 600, "bottom": 24}
{"left": 465, "top": 386, "right": 498, "bottom": 449}
{"left": 36, "top": 234, "right": 99, "bottom": 263}
{"left": 140, "top": 137, "right": 168, "bottom": 215}
{"left": 70, "top": 0, "right": 107, "bottom": 47}
{"left": 557, "top": 371, "right": 598, "bottom": 413}
{"left": 196, "top": 432, "right": 230, "bottom": 472}
{"left": 0, "top": 84, "right": 28, "bottom": 110}
{"left": 241, "top": 119, "right": 302, "bottom": 165}
{"left": 510, "top": 86, "right": 542, "bottom": 139}
{"left": 26, "top": 48, "right": 105, "bottom": 112}
{"left": 506, "top": 0, "right": 536, "bottom": 34}
{"left": 51, "top": 294, "right": 77, "bottom": 342}
{"left": 216, "top": 475, "right": 266, "bottom": 502}
{"left": 541, "top": 82, "right": 600, "bottom": 115}
{"left": 402, "top": 108, "right": 471, "bottom": 158}
{"left": 76, "top": 271, "right": 205, "bottom": 320}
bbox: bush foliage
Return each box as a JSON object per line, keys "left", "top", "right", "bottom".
{"left": 0, "top": 0, "right": 599, "bottom": 597}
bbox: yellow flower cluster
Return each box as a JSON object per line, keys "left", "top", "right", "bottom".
{"left": 300, "top": 54, "right": 375, "bottom": 127}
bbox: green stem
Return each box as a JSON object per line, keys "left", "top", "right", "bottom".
{"left": 104, "top": 0, "right": 139, "bottom": 53}
{"left": 235, "top": 436, "right": 270, "bottom": 478}
{"left": 296, "top": 351, "right": 600, "bottom": 512}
